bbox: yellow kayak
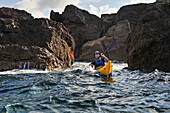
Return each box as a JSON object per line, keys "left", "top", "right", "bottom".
{"left": 96, "top": 61, "right": 112, "bottom": 75}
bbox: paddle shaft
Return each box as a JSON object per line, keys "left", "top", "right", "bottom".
{"left": 103, "top": 40, "right": 117, "bottom": 54}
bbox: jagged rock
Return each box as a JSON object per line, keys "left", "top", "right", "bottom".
{"left": 116, "top": 3, "right": 152, "bottom": 29}
{"left": 50, "top": 10, "right": 62, "bottom": 22}
{"left": 0, "top": 8, "right": 75, "bottom": 71}
{"left": 126, "top": 3, "right": 170, "bottom": 72}
{"left": 50, "top": 5, "right": 112, "bottom": 59}
{"left": 50, "top": 4, "right": 153, "bottom": 62}
{"left": 101, "top": 13, "right": 117, "bottom": 24}
{"left": 156, "top": 0, "right": 170, "bottom": 4}
{"left": 79, "top": 20, "right": 131, "bottom": 62}
{"left": 50, "top": 2, "right": 170, "bottom": 73}
{"left": 0, "top": 7, "right": 33, "bottom": 20}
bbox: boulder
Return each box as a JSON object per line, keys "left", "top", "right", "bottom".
{"left": 79, "top": 20, "right": 131, "bottom": 62}
{"left": 106, "top": 20, "right": 131, "bottom": 62}
{"left": 126, "top": 2, "right": 170, "bottom": 72}
{"left": 0, "top": 8, "right": 75, "bottom": 71}
{"left": 78, "top": 36, "right": 114, "bottom": 62}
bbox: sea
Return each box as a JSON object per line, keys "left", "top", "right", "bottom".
{"left": 0, "top": 62, "right": 169, "bottom": 113}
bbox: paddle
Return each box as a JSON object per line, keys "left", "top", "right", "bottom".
{"left": 89, "top": 40, "right": 117, "bottom": 66}
{"left": 102, "top": 40, "right": 117, "bottom": 54}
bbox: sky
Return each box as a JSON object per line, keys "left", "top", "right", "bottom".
{"left": 0, "top": 0, "right": 156, "bottom": 18}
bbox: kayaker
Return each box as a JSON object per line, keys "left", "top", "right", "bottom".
{"left": 90, "top": 51, "right": 109, "bottom": 69}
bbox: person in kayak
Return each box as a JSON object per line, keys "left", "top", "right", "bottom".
{"left": 90, "top": 51, "right": 109, "bottom": 69}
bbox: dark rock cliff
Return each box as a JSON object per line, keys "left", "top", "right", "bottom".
{"left": 0, "top": 7, "right": 33, "bottom": 20}
{"left": 51, "top": 0, "right": 170, "bottom": 72}
{"left": 126, "top": 2, "right": 170, "bottom": 72}
{"left": 78, "top": 20, "right": 131, "bottom": 62}
{"left": 50, "top": 5, "right": 127, "bottom": 61}
{"left": 0, "top": 7, "right": 75, "bottom": 71}
{"left": 51, "top": 5, "right": 107, "bottom": 58}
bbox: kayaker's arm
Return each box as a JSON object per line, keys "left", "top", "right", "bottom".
{"left": 90, "top": 61, "right": 95, "bottom": 68}
{"left": 101, "top": 53, "right": 109, "bottom": 62}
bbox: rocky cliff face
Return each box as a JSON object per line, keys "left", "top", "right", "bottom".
{"left": 50, "top": 5, "right": 113, "bottom": 59}
{"left": 0, "top": 7, "right": 75, "bottom": 71}
{"left": 0, "top": 7, "right": 33, "bottom": 20}
{"left": 79, "top": 20, "right": 131, "bottom": 61}
{"left": 116, "top": 3, "right": 150, "bottom": 29}
{"left": 126, "top": 2, "right": 170, "bottom": 72}
{"left": 156, "top": 0, "right": 170, "bottom": 3}
{"left": 50, "top": 1, "right": 169, "bottom": 72}
{"left": 50, "top": 4, "right": 153, "bottom": 62}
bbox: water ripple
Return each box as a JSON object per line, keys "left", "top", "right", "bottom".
{"left": 0, "top": 62, "right": 169, "bottom": 113}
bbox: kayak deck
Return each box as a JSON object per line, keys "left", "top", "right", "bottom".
{"left": 96, "top": 61, "right": 112, "bottom": 75}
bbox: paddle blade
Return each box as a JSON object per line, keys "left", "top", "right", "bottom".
{"left": 103, "top": 40, "right": 117, "bottom": 53}
{"left": 108, "top": 40, "right": 117, "bottom": 50}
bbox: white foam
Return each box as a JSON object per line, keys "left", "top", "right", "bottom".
{"left": 0, "top": 61, "right": 128, "bottom": 75}
{"left": 65, "top": 61, "right": 128, "bottom": 72}
{"left": 0, "top": 69, "right": 49, "bottom": 75}
{"left": 112, "top": 63, "right": 128, "bottom": 70}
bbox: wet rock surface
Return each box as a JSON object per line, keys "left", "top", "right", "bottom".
{"left": 126, "top": 2, "right": 170, "bottom": 72}
{"left": 0, "top": 8, "right": 75, "bottom": 71}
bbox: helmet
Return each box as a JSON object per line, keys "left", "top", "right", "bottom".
{"left": 94, "top": 51, "right": 100, "bottom": 54}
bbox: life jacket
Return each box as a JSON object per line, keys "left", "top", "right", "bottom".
{"left": 95, "top": 57, "right": 105, "bottom": 68}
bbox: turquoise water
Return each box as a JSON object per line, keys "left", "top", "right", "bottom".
{"left": 0, "top": 62, "right": 169, "bottom": 113}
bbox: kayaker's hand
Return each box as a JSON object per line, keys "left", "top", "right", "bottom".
{"left": 101, "top": 53, "right": 109, "bottom": 61}
{"left": 90, "top": 64, "right": 94, "bottom": 68}
{"left": 100, "top": 53, "right": 105, "bottom": 57}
